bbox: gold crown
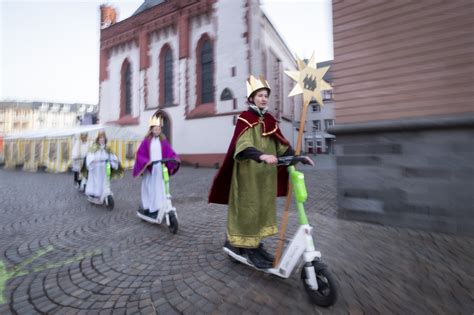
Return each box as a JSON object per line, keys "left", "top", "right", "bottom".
{"left": 246, "top": 75, "right": 271, "bottom": 99}
{"left": 149, "top": 111, "right": 164, "bottom": 127}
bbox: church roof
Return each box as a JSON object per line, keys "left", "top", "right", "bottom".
{"left": 133, "top": 0, "right": 165, "bottom": 16}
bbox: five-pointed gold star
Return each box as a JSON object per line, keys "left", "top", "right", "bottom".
{"left": 285, "top": 53, "right": 332, "bottom": 108}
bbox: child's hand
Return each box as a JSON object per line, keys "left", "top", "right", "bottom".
{"left": 260, "top": 154, "right": 278, "bottom": 165}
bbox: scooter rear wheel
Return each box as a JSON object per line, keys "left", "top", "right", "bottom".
{"left": 168, "top": 212, "right": 178, "bottom": 234}
{"left": 301, "top": 261, "right": 337, "bottom": 307}
{"left": 106, "top": 196, "right": 114, "bottom": 210}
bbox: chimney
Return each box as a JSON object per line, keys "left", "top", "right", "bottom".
{"left": 100, "top": 5, "right": 117, "bottom": 29}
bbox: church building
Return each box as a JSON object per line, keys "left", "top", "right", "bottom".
{"left": 98, "top": 0, "right": 301, "bottom": 166}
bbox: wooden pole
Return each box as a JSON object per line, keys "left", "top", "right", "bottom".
{"left": 273, "top": 100, "right": 309, "bottom": 266}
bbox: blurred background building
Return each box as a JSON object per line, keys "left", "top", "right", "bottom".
{"left": 330, "top": 1, "right": 474, "bottom": 235}
{"left": 98, "top": 0, "right": 302, "bottom": 167}
{"left": 0, "top": 101, "right": 97, "bottom": 133}
{"left": 0, "top": 102, "right": 97, "bottom": 164}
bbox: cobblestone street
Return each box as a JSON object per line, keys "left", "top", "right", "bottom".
{"left": 0, "top": 156, "right": 473, "bottom": 314}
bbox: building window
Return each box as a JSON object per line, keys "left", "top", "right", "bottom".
{"left": 231, "top": 67, "right": 236, "bottom": 77}
{"left": 121, "top": 59, "right": 132, "bottom": 117}
{"left": 324, "top": 119, "right": 334, "bottom": 130}
{"left": 164, "top": 49, "right": 173, "bottom": 106}
{"left": 199, "top": 38, "right": 214, "bottom": 104}
{"left": 124, "top": 64, "right": 132, "bottom": 115}
{"left": 220, "top": 88, "right": 233, "bottom": 101}
{"left": 323, "top": 90, "right": 333, "bottom": 101}
{"left": 160, "top": 45, "right": 174, "bottom": 107}
{"left": 312, "top": 120, "right": 321, "bottom": 131}
{"left": 312, "top": 104, "right": 320, "bottom": 112}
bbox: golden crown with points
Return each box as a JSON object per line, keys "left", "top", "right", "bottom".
{"left": 246, "top": 75, "right": 271, "bottom": 100}
{"left": 149, "top": 111, "right": 164, "bottom": 127}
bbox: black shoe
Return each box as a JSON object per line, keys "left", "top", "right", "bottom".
{"left": 147, "top": 211, "right": 157, "bottom": 219}
{"left": 224, "top": 240, "right": 243, "bottom": 256}
{"left": 257, "top": 243, "right": 275, "bottom": 262}
{"left": 138, "top": 208, "right": 150, "bottom": 215}
{"left": 244, "top": 248, "right": 272, "bottom": 269}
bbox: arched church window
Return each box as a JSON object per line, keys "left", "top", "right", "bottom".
{"left": 124, "top": 63, "right": 132, "bottom": 115}
{"left": 121, "top": 59, "right": 132, "bottom": 117}
{"left": 164, "top": 49, "right": 173, "bottom": 106}
{"left": 200, "top": 39, "right": 214, "bottom": 104}
{"left": 220, "top": 88, "right": 233, "bottom": 101}
{"left": 160, "top": 45, "right": 174, "bottom": 107}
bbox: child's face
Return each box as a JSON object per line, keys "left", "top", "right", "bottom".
{"left": 98, "top": 136, "right": 105, "bottom": 145}
{"left": 252, "top": 90, "right": 269, "bottom": 108}
{"left": 152, "top": 126, "right": 162, "bottom": 137}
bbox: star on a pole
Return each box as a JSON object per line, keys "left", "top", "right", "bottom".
{"left": 285, "top": 53, "right": 332, "bottom": 108}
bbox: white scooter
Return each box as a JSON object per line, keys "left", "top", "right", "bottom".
{"left": 86, "top": 159, "right": 114, "bottom": 210}
{"left": 223, "top": 156, "right": 338, "bottom": 307}
{"left": 136, "top": 158, "right": 180, "bottom": 234}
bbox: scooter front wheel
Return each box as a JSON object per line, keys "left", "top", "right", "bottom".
{"left": 301, "top": 261, "right": 337, "bottom": 307}
{"left": 106, "top": 195, "right": 114, "bottom": 210}
{"left": 168, "top": 212, "right": 178, "bottom": 234}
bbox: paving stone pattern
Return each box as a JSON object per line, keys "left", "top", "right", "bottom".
{"left": 0, "top": 157, "right": 472, "bottom": 314}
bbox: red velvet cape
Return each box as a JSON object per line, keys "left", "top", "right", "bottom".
{"left": 208, "top": 110, "right": 290, "bottom": 205}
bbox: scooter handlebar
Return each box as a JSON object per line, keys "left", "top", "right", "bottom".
{"left": 151, "top": 158, "right": 181, "bottom": 165}
{"left": 276, "top": 155, "right": 310, "bottom": 166}
{"left": 91, "top": 159, "right": 110, "bottom": 163}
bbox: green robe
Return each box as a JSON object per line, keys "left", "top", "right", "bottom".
{"left": 227, "top": 123, "right": 288, "bottom": 248}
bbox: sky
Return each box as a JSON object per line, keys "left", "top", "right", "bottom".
{"left": 0, "top": 0, "right": 333, "bottom": 104}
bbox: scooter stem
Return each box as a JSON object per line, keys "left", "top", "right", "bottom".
{"left": 274, "top": 164, "right": 310, "bottom": 266}
{"left": 162, "top": 164, "right": 170, "bottom": 195}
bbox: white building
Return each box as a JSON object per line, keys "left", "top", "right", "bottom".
{"left": 299, "top": 99, "right": 335, "bottom": 154}
{"left": 0, "top": 101, "right": 97, "bottom": 134}
{"left": 98, "top": 0, "right": 302, "bottom": 166}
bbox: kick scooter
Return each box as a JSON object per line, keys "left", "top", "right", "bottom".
{"left": 223, "top": 155, "right": 338, "bottom": 307}
{"left": 136, "top": 158, "right": 180, "bottom": 234}
{"left": 86, "top": 159, "right": 114, "bottom": 210}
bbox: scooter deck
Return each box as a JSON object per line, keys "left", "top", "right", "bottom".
{"left": 223, "top": 247, "right": 284, "bottom": 278}
{"left": 87, "top": 196, "right": 104, "bottom": 205}
{"left": 136, "top": 211, "right": 161, "bottom": 224}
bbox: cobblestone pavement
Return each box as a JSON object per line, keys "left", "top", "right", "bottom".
{"left": 0, "top": 157, "right": 473, "bottom": 314}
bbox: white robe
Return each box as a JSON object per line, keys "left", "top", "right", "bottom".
{"left": 85, "top": 147, "right": 119, "bottom": 200}
{"left": 71, "top": 139, "right": 89, "bottom": 172}
{"left": 141, "top": 138, "right": 167, "bottom": 213}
